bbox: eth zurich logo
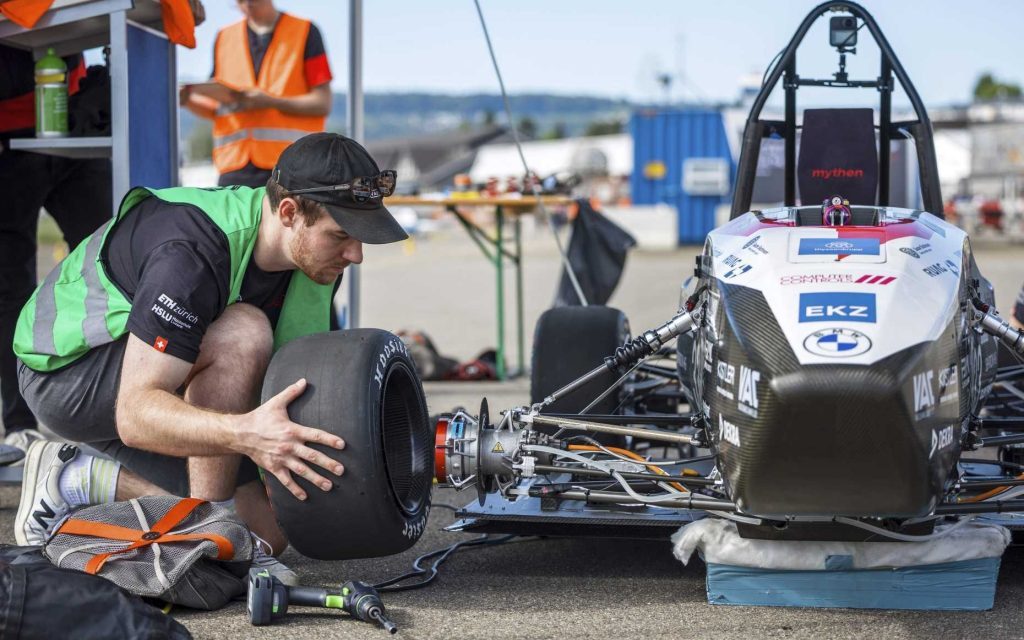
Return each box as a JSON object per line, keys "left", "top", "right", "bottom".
{"left": 803, "top": 328, "right": 872, "bottom": 357}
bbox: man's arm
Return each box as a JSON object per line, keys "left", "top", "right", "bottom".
{"left": 116, "top": 333, "right": 345, "bottom": 499}
{"left": 237, "top": 83, "right": 332, "bottom": 117}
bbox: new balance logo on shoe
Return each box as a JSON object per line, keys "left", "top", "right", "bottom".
{"left": 31, "top": 499, "right": 56, "bottom": 531}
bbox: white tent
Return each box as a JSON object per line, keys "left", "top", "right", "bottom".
{"left": 468, "top": 133, "right": 632, "bottom": 182}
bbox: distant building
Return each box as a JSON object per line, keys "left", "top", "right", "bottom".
{"left": 366, "top": 125, "right": 513, "bottom": 194}
{"left": 469, "top": 133, "right": 632, "bottom": 203}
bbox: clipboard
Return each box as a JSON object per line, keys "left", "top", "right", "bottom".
{"left": 183, "top": 81, "right": 241, "bottom": 104}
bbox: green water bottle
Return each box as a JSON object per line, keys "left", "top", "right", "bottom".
{"left": 35, "top": 47, "right": 68, "bottom": 138}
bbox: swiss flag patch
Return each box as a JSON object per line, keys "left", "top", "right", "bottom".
{"left": 153, "top": 336, "right": 168, "bottom": 352}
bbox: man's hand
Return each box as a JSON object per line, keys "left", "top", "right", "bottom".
{"left": 177, "top": 85, "right": 221, "bottom": 120}
{"left": 234, "top": 378, "right": 346, "bottom": 501}
{"left": 237, "top": 88, "right": 277, "bottom": 111}
{"left": 237, "top": 84, "right": 331, "bottom": 116}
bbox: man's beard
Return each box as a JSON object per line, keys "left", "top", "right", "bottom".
{"left": 290, "top": 231, "right": 343, "bottom": 285}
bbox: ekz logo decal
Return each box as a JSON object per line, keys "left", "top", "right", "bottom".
{"left": 799, "top": 292, "right": 877, "bottom": 323}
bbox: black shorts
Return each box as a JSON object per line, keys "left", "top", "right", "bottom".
{"left": 17, "top": 337, "right": 260, "bottom": 496}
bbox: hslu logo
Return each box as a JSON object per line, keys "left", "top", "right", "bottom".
{"left": 737, "top": 366, "right": 760, "bottom": 418}
{"left": 913, "top": 371, "right": 935, "bottom": 418}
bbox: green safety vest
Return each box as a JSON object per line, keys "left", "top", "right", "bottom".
{"left": 15, "top": 186, "right": 334, "bottom": 372}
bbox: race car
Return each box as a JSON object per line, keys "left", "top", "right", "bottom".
{"left": 427, "top": 199, "right": 1024, "bottom": 544}
{"left": 252, "top": 1, "right": 1024, "bottom": 560}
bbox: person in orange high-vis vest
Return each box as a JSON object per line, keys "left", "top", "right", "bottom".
{"left": 181, "top": 0, "right": 332, "bottom": 187}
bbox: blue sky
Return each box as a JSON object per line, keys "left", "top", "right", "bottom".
{"left": 176, "top": 0, "right": 1024, "bottom": 107}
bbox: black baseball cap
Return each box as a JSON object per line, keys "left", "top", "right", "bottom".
{"left": 272, "top": 133, "right": 408, "bottom": 244}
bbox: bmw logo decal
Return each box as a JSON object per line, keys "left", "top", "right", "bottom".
{"left": 803, "top": 328, "right": 872, "bottom": 357}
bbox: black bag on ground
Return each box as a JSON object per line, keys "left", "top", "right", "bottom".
{"left": 397, "top": 329, "right": 459, "bottom": 380}
{"left": 0, "top": 545, "right": 191, "bottom": 639}
{"left": 555, "top": 199, "right": 637, "bottom": 306}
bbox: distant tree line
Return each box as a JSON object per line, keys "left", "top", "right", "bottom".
{"left": 973, "top": 73, "right": 1022, "bottom": 100}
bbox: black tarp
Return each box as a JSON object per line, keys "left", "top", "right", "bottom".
{"left": 0, "top": 545, "right": 191, "bottom": 640}
{"left": 555, "top": 199, "right": 636, "bottom": 306}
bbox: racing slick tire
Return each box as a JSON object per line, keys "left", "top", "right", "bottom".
{"left": 261, "top": 330, "right": 433, "bottom": 560}
{"left": 530, "top": 305, "right": 630, "bottom": 415}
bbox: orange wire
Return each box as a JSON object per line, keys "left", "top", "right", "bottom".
{"left": 567, "top": 444, "right": 690, "bottom": 492}
{"left": 959, "top": 472, "right": 1024, "bottom": 503}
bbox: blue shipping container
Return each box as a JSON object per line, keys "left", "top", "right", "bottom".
{"left": 630, "top": 109, "right": 734, "bottom": 245}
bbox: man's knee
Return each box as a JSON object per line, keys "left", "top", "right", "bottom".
{"left": 199, "top": 303, "right": 273, "bottom": 368}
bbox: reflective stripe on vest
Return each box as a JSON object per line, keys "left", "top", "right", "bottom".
{"left": 30, "top": 263, "right": 61, "bottom": 356}
{"left": 30, "top": 219, "right": 114, "bottom": 356}
{"left": 211, "top": 14, "right": 326, "bottom": 173}
{"left": 80, "top": 220, "right": 115, "bottom": 348}
{"left": 213, "top": 127, "right": 307, "bottom": 147}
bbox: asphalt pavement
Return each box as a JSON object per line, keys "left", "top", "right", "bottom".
{"left": 4, "top": 226, "right": 1024, "bottom": 638}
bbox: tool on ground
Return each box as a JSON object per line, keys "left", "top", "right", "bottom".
{"left": 247, "top": 568, "right": 397, "bottom": 633}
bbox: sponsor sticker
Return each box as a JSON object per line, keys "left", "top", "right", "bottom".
{"left": 716, "top": 361, "right": 735, "bottom": 385}
{"left": 811, "top": 168, "right": 865, "bottom": 180}
{"left": 937, "top": 365, "right": 959, "bottom": 405}
{"left": 799, "top": 292, "right": 877, "bottom": 323}
{"left": 153, "top": 336, "right": 168, "bottom": 352}
{"left": 720, "top": 254, "right": 753, "bottom": 279}
{"left": 854, "top": 274, "right": 896, "bottom": 285}
{"left": 779, "top": 273, "right": 893, "bottom": 285}
{"left": 930, "top": 425, "right": 955, "bottom": 459}
{"left": 719, "top": 414, "right": 741, "bottom": 447}
{"left": 742, "top": 235, "right": 769, "bottom": 255}
{"left": 780, "top": 274, "right": 854, "bottom": 285}
{"left": 803, "top": 328, "right": 872, "bottom": 357}
{"left": 922, "top": 263, "right": 948, "bottom": 277}
{"left": 706, "top": 290, "right": 721, "bottom": 338}
{"left": 723, "top": 264, "right": 752, "bottom": 279}
{"left": 737, "top": 365, "right": 760, "bottom": 418}
{"left": 899, "top": 247, "right": 920, "bottom": 259}
{"left": 798, "top": 238, "right": 880, "bottom": 256}
{"left": 913, "top": 370, "right": 935, "bottom": 419}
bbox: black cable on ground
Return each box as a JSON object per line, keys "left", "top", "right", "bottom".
{"left": 430, "top": 503, "right": 460, "bottom": 512}
{"left": 373, "top": 534, "right": 518, "bottom": 592}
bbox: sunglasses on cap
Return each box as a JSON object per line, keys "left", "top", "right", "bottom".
{"left": 283, "top": 170, "right": 398, "bottom": 203}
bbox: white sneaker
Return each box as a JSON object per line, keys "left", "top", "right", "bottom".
{"left": 250, "top": 532, "right": 298, "bottom": 586}
{"left": 3, "top": 428, "right": 45, "bottom": 466}
{"left": 14, "top": 441, "right": 78, "bottom": 546}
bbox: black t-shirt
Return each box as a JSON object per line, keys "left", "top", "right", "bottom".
{"left": 101, "top": 195, "right": 292, "bottom": 363}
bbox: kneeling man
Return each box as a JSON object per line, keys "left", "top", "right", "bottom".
{"left": 13, "top": 133, "right": 405, "bottom": 582}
